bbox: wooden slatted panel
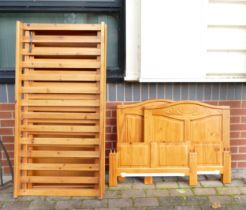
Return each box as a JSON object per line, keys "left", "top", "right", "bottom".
{"left": 14, "top": 22, "right": 107, "bottom": 198}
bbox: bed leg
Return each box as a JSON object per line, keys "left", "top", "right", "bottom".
{"left": 144, "top": 177, "right": 153, "bottom": 185}
{"left": 189, "top": 152, "right": 197, "bottom": 186}
{"left": 118, "top": 176, "right": 126, "bottom": 183}
{"left": 109, "top": 151, "right": 118, "bottom": 187}
{"left": 222, "top": 151, "right": 231, "bottom": 184}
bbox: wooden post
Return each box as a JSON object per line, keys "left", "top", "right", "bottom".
{"left": 99, "top": 22, "right": 107, "bottom": 199}
{"left": 14, "top": 21, "right": 23, "bottom": 198}
{"left": 222, "top": 151, "right": 231, "bottom": 184}
{"left": 144, "top": 177, "right": 153, "bottom": 185}
{"left": 142, "top": 142, "right": 158, "bottom": 185}
{"left": 189, "top": 152, "right": 197, "bottom": 186}
{"left": 118, "top": 176, "right": 126, "bottom": 183}
{"left": 109, "top": 151, "right": 118, "bottom": 187}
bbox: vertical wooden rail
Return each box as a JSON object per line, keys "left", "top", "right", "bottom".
{"left": 23, "top": 29, "right": 30, "bottom": 191}
{"left": 14, "top": 21, "right": 23, "bottom": 198}
{"left": 223, "top": 151, "right": 231, "bottom": 184}
{"left": 109, "top": 152, "right": 118, "bottom": 186}
{"left": 99, "top": 22, "right": 107, "bottom": 198}
{"left": 189, "top": 152, "right": 197, "bottom": 186}
{"left": 222, "top": 109, "right": 231, "bottom": 184}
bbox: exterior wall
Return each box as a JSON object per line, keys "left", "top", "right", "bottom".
{"left": 1, "top": 83, "right": 246, "bottom": 175}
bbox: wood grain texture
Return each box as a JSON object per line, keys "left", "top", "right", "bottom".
{"left": 110, "top": 100, "right": 231, "bottom": 187}
{"left": 109, "top": 99, "right": 172, "bottom": 186}
{"left": 14, "top": 22, "right": 107, "bottom": 197}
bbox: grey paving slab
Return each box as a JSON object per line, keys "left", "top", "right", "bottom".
{"left": 1, "top": 201, "right": 30, "bottom": 210}
{"left": 224, "top": 180, "right": 244, "bottom": 187}
{"left": 145, "top": 189, "right": 169, "bottom": 197}
{"left": 208, "top": 195, "right": 234, "bottom": 205}
{"left": 28, "top": 200, "right": 55, "bottom": 210}
{"left": 239, "top": 187, "right": 246, "bottom": 194}
{"left": 95, "top": 208, "right": 120, "bottom": 210}
{"left": 148, "top": 207, "right": 175, "bottom": 210}
{"left": 104, "top": 190, "right": 121, "bottom": 198}
{"left": 159, "top": 196, "right": 186, "bottom": 206}
{"left": 0, "top": 178, "right": 245, "bottom": 210}
{"left": 200, "top": 180, "right": 224, "bottom": 187}
{"left": 217, "top": 187, "right": 241, "bottom": 195}
{"left": 121, "top": 189, "right": 145, "bottom": 198}
{"left": 108, "top": 198, "right": 133, "bottom": 208}
{"left": 108, "top": 182, "right": 132, "bottom": 190}
{"left": 175, "top": 206, "right": 201, "bottom": 210}
{"left": 82, "top": 199, "right": 107, "bottom": 208}
{"left": 132, "top": 183, "right": 155, "bottom": 190}
{"left": 169, "top": 188, "right": 193, "bottom": 196}
{"left": 185, "top": 196, "right": 209, "bottom": 205}
{"left": 193, "top": 188, "right": 217, "bottom": 195}
{"left": 155, "top": 181, "right": 179, "bottom": 189}
{"left": 134, "top": 197, "right": 159, "bottom": 207}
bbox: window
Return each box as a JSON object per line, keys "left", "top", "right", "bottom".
{"left": 125, "top": 0, "right": 246, "bottom": 82}
{"left": 0, "top": 0, "right": 125, "bottom": 83}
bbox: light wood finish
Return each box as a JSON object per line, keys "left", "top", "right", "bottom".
{"left": 109, "top": 152, "right": 118, "bottom": 187}
{"left": 109, "top": 100, "right": 231, "bottom": 187}
{"left": 14, "top": 22, "right": 107, "bottom": 197}
{"left": 14, "top": 21, "right": 23, "bottom": 198}
{"left": 222, "top": 151, "right": 231, "bottom": 184}
{"left": 189, "top": 152, "right": 198, "bottom": 186}
{"left": 145, "top": 101, "right": 230, "bottom": 185}
{"left": 109, "top": 99, "right": 172, "bottom": 187}
{"left": 117, "top": 176, "right": 126, "bottom": 183}
{"left": 144, "top": 177, "right": 153, "bottom": 185}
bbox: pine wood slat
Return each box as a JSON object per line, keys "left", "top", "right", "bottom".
{"left": 21, "top": 99, "right": 100, "bottom": 107}
{"left": 22, "top": 47, "right": 100, "bottom": 56}
{"left": 23, "top": 23, "right": 101, "bottom": 31}
{"left": 21, "top": 176, "right": 99, "bottom": 184}
{"left": 21, "top": 150, "right": 100, "bottom": 158}
{"left": 22, "top": 112, "right": 99, "bottom": 120}
{"left": 21, "top": 125, "right": 99, "bottom": 133}
{"left": 23, "top": 36, "right": 100, "bottom": 43}
{"left": 28, "top": 107, "right": 98, "bottom": 112}
{"left": 22, "top": 71, "right": 100, "bottom": 81}
{"left": 20, "top": 138, "right": 100, "bottom": 146}
{"left": 26, "top": 119, "right": 98, "bottom": 124}
{"left": 27, "top": 94, "right": 98, "bottom": 100}
{"left": 21, "top": 163, "right": 99, "bottom": 171}
{"left": 21, "top": 87, "right": 99, "bottom": 94}
{"left": 14, "top": 22, "right": 106, "bottom": 198}
{"left": 22, "top": 59, "right": 100, "bottom": 69}
{"left": 19, "top": 189, "right": 99, "bottom": 196}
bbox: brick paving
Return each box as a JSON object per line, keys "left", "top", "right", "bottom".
{"left": 0, "top": 177, "right": 246, "bottom": 210}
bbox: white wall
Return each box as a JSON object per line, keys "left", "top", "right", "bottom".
{"left": 125, "top": 0, "right": 246, "bottom": 82}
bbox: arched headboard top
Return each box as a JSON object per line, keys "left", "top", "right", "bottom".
{"left": 144, "top": 100, "right": 230, "bottom": 147}
{"left": 117, "top": 99, "right": 173, "bottom": 110}
{"left": 117, "top": 99, "right": 173, "bottom": 144}
{"left": 145, "top": 100, "right": 229, "bottom": 111}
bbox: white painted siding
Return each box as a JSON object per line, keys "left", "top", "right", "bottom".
{"left": 125, "top": 0, "right": 246, "bottom": 82}
{"left": 206, "top": 1, "right": 246, "bottom": 79}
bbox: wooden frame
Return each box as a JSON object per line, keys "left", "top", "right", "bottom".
{"left": 109, "top": 99, "right": 173, "bottom": 186}
{"left": 14, "top": 22, "right": 107, "bottom": 198}
{"left": 109, "top": 100, "right": 231, "bottom": 186}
